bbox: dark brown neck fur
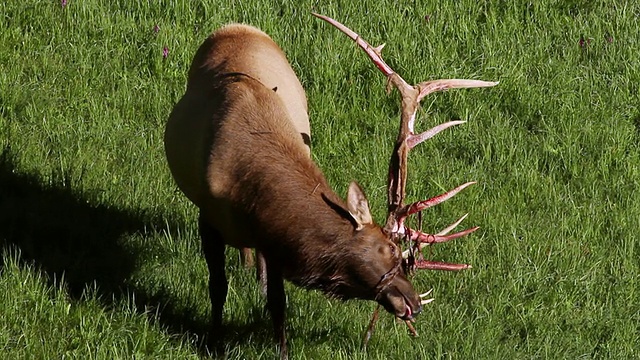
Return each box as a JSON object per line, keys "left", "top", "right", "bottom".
{"left": 217, "top": 77, "right": 358, "bottom": 294}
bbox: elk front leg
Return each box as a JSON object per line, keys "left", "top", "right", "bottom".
{"left": 198, "top": 213, "right": 228, "bottom": 345}
{"left": 265, "top": 255, "right": 288, "bottom": 360}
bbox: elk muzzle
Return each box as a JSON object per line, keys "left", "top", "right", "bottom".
{"left": 375, "top": 270, "right": 422, "bottom": 320}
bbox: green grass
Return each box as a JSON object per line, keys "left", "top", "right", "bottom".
{"left": 1, "top": 0, "right": 639, "bottom": 358}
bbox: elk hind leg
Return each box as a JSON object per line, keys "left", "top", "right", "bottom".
{"left": 240, "top": 247, "right": 254, "bottom": 267}
{"left": 240, "top": 248, "right": 267, "bottom": 296}
{"left": 256, "top": 251, "right": 268, "bottom": 297}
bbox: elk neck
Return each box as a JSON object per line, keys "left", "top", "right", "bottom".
{"left": 212, "top": 75, "right": 360, "bottom": 293}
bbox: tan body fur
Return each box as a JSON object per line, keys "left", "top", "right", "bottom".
{"left": 166, "top": 24, "right": 310, "bottom": 210}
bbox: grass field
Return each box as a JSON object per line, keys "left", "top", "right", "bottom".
{"left": 1, "top": 0, "right": 639, "bottom": 358}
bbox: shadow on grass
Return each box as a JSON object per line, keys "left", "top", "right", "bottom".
{"left": 0, "top": 147, "right": 354, "bottom": 357}
{"left": 0, "top": 148, "right": 142, "bottom": 297}
{"left": 215, "top": 302, "right": 360, "bottom": 357}
{"left": 0, "top": 148, "right": 215, "bottom": 355}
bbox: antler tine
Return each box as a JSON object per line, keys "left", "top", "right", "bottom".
{"left": 415, "top": 260, "right": 471, "bottom": 271}
{"left": 437, "top": 213, "right": 469, "bottom": 236}
{"left": 407, "top": 120, "right": 466, "bottom": 149}
{"left": 401, "top": 213, "right": 469, "bottom": 258}
{"left": 403, "top": 225, "right": 477, "bottom": 273}
{"left": 402, "top": 225, "right": 477, "bottom": 273}
{"left": 402, "top": 181, "right": 476, "bottom": 219}
{"left": 417, "top": 79, "right": 499, "bottom": 102}
{"left": 409, "top": 226, "right": 480, "bottom": 244}
{"left": 388, "top": 182, "right": 475, "bottom": 235}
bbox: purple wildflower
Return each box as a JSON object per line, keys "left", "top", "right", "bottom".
{"left": 162, "top": 46, "right": 169, "bottom": 59}
{"left": 153, "top": 24, "right": 160, "bottom": 34}
{"left": 579, "top": 36, "right": 591, "bottom": 48}
{"left": 61, "top": 0, "right": 67, "bottom": 7}
{"left": 424, "top": 14, "right": 431, "bottom": 22}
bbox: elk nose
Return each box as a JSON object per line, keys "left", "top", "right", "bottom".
{"left": 403, "top": 302, "right": 423, "bottom": 320}
{"left": 407, "top": 304, "right": 422, "bottom": 320}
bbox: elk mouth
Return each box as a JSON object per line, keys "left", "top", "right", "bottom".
{"left": 402, "top": 300, "right": 414, "bottom": 320}
{"left": 400, "top": 292, "right": 420, "bottom": 320}
{"left": 378, "top": 285, "right": 421, "bottom": 321}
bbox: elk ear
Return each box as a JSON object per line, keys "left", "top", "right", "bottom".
{"left": 346, "top": 181, "right": 373, "bottom": 230}
{"left": 321, "top": 192, "right": 360, "bottom": 230}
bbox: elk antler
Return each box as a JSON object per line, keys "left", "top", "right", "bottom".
{"left": 312, "top": 13, "right": 498, "bottom": 345}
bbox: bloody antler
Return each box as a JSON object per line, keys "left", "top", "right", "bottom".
{"left": 313, "top": 13, "right": 497, "bottom": 345}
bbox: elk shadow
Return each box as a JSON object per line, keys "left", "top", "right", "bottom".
{"left": 0, "top": 148, "right": 207, "bottom": 346}
{"left": 0, "top": 147, "right": 281, "bottom": 356}
{"left": 0, "top": 148, "right": 143, "bottom": 297}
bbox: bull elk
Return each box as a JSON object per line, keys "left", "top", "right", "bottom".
{"left": 164, "top": 13, "right": 497, "bottom": 359}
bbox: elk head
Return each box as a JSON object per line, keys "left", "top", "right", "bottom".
{"left": 322, "top": 182, "right": 422, "bottom": 320}
{"left": 313, "top": 13, "right": 498, "bottom": 343}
